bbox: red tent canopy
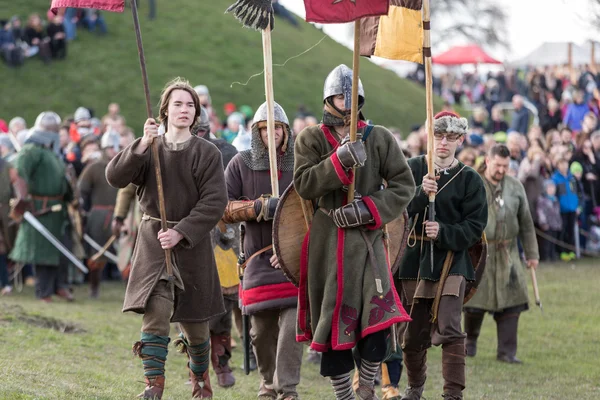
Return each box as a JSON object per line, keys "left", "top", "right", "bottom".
{"left": 432, "top": 45, "right": 502, "bottom": 65}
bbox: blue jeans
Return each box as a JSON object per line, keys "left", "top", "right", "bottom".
{"left": 64, "top": 8, "right": 77, "bottom": 41}
{"left": 86, "top": 14, "right": 108, "bottom": 34}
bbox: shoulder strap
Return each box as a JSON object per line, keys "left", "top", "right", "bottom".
{"left": 362, "top": 125, "right": 374, "bottom": 141}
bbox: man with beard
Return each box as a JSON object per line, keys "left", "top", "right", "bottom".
{"left": 9, "top": 112, "right": 75, "bottom": 302}
{"left": 77, "top": 129, "right": 120, "bottom": 298}
{"left": 294, "top": 64, "right": 415, "bottom": 400}
{"left": 464, "top": 144, "right": 539, "bottom": 364}
{"left": 106, "top": 78, "right": 227, "bottom": 399}
{"left": 397, "top": 112, "right": 488, "bottom": 400}
{"left": 221, "top": 102, "right": 303, "bottom": 400}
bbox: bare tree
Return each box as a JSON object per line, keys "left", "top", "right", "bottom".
{"left": 430, "top": 0, "right": 509, "bottom": 49}
{"left": 591, "top": 0, "right": 600, "bottom": 32}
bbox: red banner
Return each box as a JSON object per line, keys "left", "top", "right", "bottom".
{"left": 50, "top": 0, "right": 125, "bottom": 14}
{"left": 304, "top": 0, "right": 389, "bottom": 24}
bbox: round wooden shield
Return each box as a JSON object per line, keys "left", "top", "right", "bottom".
{"left": 273, "top": 184, "right": 411, "bottom": 286}
{"left": 463, "top": 233, "right": 488, "bottom": 304}
{"left": 272, "top": 184, "right": 311, "bottom": 287}
{"left": 386, "top": 210, "right": 410, "bottom": 275}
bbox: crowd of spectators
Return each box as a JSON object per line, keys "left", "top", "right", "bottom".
{"left": 1, "top": 8, "right": 109, "bottom": 67}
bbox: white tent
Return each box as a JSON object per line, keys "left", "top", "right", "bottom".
{"left": 512, "top": 41, "right": 599, "bottom": 67}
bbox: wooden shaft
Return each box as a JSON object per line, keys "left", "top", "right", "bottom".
{"left": 91, "top": 235, "right": 117, "bottom": 262}
{"left": 347, "top": 19, "right": 362, "bottom": 203}
{"left": 131, "top": 0, "right": 173, "bottom": 277}
{"left": 592, "top": 41, "right": 596, "bottom": 70}
{"left": 262, "top": 24, "right": 279, "bottom": 198}
{"left": 530, "top": 267, "right": 541, "bottom": 304}
{"left": 423, "top": 0, "right": 435, "bottom": 196}
{"left": 568, "top": 42, "right": 573, "bottom": 78}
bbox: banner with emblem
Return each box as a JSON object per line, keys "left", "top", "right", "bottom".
{"left": 304, "top": 0, "right": 390, "bottom": 24}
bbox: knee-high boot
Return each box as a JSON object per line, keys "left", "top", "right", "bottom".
{"left": 495, "top": 313, "right": 522, "bottom": 364}
{"left": 441, "top": 340, "right": 465, "bottom": 400}
{"left": 463, "top": 312, "right": 484, "bottom": 357}
{"left": 210, "top": 334, "right": 235, "bottom": 388}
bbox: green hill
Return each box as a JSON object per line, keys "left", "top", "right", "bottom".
{"left": 1, "top": 0, "right": 436, "bottom": 134}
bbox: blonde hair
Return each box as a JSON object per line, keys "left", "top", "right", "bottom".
{"left": 158, "top": 77, "right": 201, "bottom": 130}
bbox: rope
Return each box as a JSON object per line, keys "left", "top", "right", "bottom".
{"left": 230, "top": 35, "right": 328, "bottom": 87}
{"left": 535, "top": 228, "right": 600, "bottom": 257}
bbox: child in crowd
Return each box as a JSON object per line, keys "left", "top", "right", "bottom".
{"left": 552, "top": 158, "right": 579, "bottom": 261}
{"left": 536, "top": 180, "right": 562, "bottom": 262}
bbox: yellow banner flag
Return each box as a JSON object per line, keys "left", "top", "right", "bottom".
{"left": 360, "top": 0, "right": 424, "bottom": 64}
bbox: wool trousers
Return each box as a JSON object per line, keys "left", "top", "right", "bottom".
{"left": 141, "top": 280, "right": 209, "bottom": 345}
{"left": 250, "top": 307, "right": 303, "bottom": 398}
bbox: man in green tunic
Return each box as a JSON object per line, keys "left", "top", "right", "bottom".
{"left": 9, "top": 112, "right": 75, "bottom": 303}
{"left": 464, "top": 144, "right": 539, "bottom": 364}
{"left": 397, "top": 112, "right": 488, "bottom": 400}
{"left": 294, "top": 64, "right": 415, "bottom": 400}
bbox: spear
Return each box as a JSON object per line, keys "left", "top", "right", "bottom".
{"left": 226, "top": 0, "right": 279, "bottom": 198}
{"left": 423, "top": 0, "right": 436, "bottom": 273}
{"left": 50, "top": 0, "right": 175, "bottom": 280}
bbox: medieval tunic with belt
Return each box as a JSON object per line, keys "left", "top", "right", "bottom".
{"left": 465, "top": 175, "right": 539, "bottom": 312}
{"left": 78, "top": 157, "right": 118, "bottom": 258}
{"left": 10, "top": 144, "right": 72, "bottom": 267}
{"left": 224, "top": 135, "right": 297, "bottom": 315}
{"left": 398, "top": 156, "right": 488, "bottom": 302}
{"left": 106, "top": 136, "right": 227, "bottom": 323}
{"left": 294, "top": 122, "right": 415, "bottom": 352}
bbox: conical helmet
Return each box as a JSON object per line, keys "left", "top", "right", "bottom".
{"left": 323, "top": 64, "right": 365, "bottom": 109}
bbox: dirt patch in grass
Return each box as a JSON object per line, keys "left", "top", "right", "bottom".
{"left": 0, "top": 304, "right": 86, "bottom": 334}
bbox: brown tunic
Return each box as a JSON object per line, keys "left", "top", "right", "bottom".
{"left": 224, "top": 154, "right": 297, "bottom": 315}
{"left": 106, "top": 136, "right": 228, "bottom": 322}
{"left": 78, "top": 158, "right": 118, "bottom": 256}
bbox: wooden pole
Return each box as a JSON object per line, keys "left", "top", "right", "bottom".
{"left": 347, "top": 19, "right": 362, "bottom": 203}
{"left": 592, "top": 41, "right": 596, "bottom": 71}
{"left": 530, "top": 268, "right": 542, "bottom": 312}
{"left": 568, "top": 42, "right": 574, "bottom": 81}
{"left": 262, "top": 23, "right": 279, "bottom": 198}
{"left": 131, "top": 0, "right": 173, "bottom": 279}
{"left": 423, "top": 0, "right": 435, "bottom": 272}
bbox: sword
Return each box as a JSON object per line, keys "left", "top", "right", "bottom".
{"left": 83, "top": 234, "right": 119, "bottom": 264}
{"left": 23, "top": 211, "right": 88, "bottom": 274}
{"left": 530, "top": 267, "right": 543, "bottom": 313}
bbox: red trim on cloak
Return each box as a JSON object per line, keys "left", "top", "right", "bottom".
{"left": 362, "top": 196, "right": 382, "bottom": 230}
{"left": 296, "top": 229, "right": 312, "bottom": 342}
{"left": 242, "top": 282, "right": 298, "bottom": 306}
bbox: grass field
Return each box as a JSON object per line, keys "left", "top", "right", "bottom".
{"left": 1, "top": 260, "right": 599, "bottom": 399}
{"left": 0, "top": 0, "right": 439, "bottom": 136}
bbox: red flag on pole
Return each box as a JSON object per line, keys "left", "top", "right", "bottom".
{"left": 304, "top": 0, "right": 389, "bottom": 24}
{"left": 50, "top": 0, "right": 125, "bottom": 14}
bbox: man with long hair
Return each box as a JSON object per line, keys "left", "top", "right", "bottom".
{"left": 106, "top": 78, "right": 227, "bottom": 399}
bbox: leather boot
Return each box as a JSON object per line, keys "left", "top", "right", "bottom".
{"left": 89, "top": 267, "right": 102, "bottom": 299}
{"left": 55, "top": 287, "right": 74, "bottom": 302}
{"left": 191, "top": 369, "right": 213, "bottom": 399}
{"left": 441, "top": 341, "right": 465, "bottom": 399}
{"left": 401, "top": 349, "right": 427, "bottom": 400}
{"left": 495, "top": 313, "right": 522, "bottom": 364}
{"left": 463, "top": 312, "right": 484, "bottom": 357}
{"left": 210, "top": 334, "right": 235, "bottom": 388}
{"left": 137, "top": 375, "right": 165, "bottom": 399}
